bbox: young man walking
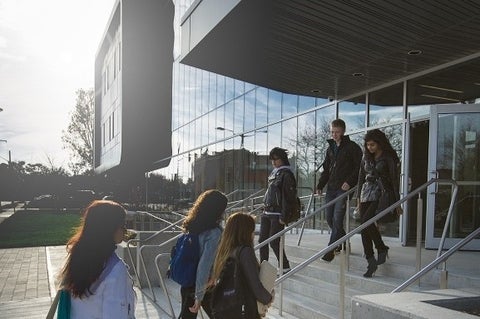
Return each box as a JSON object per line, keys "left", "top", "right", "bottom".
{"left": 317, "top": 119, "right": 362, "bottom": 262}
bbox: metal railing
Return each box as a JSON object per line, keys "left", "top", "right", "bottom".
{"left": 262, "top": 178, "right": 458, "bottom": 317}
{"left": 225, "top": 188, "right": 265, "bottom": 213}
{"left": 126, "top": 218, "right": 184, "bottom": 301}
{"left": 132, "top": 178, "right": 462, "bottom": 318}
{"left": 392, "top": 225, "right": 480, "bottom": 293}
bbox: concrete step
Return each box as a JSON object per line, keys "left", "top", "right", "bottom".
{"left": 144, "top": 279, "right": 303, "bottom": 319}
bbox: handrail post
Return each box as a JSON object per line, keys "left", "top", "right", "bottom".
{"left": 154, "top": 253, "right": 176, "bottom": 319}
{"left": 439, "top": 261, "right": 448, "bottom": 289}
{"left": 339, "top": 249, "right": 346, "bottom": 319}
{"left": 345, "top": 194, "right": 351, "bottom": 271}
{"left": 320, "top": 194, "right": 325, "bottom": 234}
{"left": 415, "top": 193, "right": 423, "bottom": 286}
{"left": 279, "top": 235, "right": 284, "bottom": 316}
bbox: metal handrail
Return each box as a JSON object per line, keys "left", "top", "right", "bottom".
{"left": 270, "top": 178, "right": 458, "bottom": 317}
{"left": 296, "top": 187, "right": 357, "bottom": 246}
{"left": 138, "top": 234, "right": 182, "bottom": 303}
{"left": 154, "top": 253, "right": 177, "bottom": 318}
{"left": 392, "top": 225, "right": 480, "bottom": 293}
{"left": 226, "top": 189, "right": 265, "bottom": 213}
{"left": 126, "top": 218, "right": 184, "bottom": 289}
{"left": 135, "top": 210, "right": 183, "bottom": 225}
{"left": 254, "top": 187, "right": 356, "bottom": 252}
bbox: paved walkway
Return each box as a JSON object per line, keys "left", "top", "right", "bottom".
{"left": 0, "top": 245, "right": 169, "bottom": 319}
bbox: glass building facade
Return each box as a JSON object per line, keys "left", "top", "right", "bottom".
{"left": 151, "top": 1, "right": 480, "bottom": 245}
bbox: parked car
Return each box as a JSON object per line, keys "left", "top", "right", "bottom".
{"left": 27, "top": 194, "right": 58, "bottom": 208}
{"left": 60, "top": 190, "right": 96, "bottom": 209}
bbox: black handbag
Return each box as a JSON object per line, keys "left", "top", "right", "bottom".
{"left": 376, "top": 179, "right": 398, "bottom": 224}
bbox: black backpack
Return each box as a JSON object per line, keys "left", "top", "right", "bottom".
{"left": 285, "top": 196, "right": 302, "bottom": 225}
{"left": 211, "top": 247, "right": 258, "bottom": 319}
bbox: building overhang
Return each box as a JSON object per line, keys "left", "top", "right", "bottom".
{"left": 180, "top": 0, "right": 480, "bottom": 102}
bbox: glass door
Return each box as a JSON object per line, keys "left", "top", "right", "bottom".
{"left": 426, "top": 104, "right": 480, "bottom": 250}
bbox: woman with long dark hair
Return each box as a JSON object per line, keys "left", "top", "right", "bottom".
{"left": 356, "top": 129, "right": 400, "bottom": 278}
{"left": 179, "top": 189, "right": 228, "bottom": 318}
{"left": 212, "top": 212, "right": 273, "bottom": 319}
{"left": 58, "top": 200, "right": 136, "bottom": 318}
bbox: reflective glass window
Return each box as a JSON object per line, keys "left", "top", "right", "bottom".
{"left": 295, "top": 113, "right": 317, "bottom": 190}
{"left": 282, "top": 93, "right": 298, "bottom": 119}
{"left": 315, "top": 104, "right": 336, "bottom": 169}
{"left": 298, "top": 96, "right": 316, "bottom": 113}
{"left": 234, "top": 96, "right": 244, "bottom": 134}
{"left": 256, "top": 88, "right": 268, "bottom": 128}
{"left": 225, "top": 77, "right": 234, "bottom": 102}
{"left": 339, "top": 95, "right": 366, "bottom": 131}
{"left": 208, "top": 73, "right": 216, "bottom": 111}
{"left": 217, "top": 74, "right": 225, "bottom": 108}
{"left": 234, "top": 79, "right": 245, "bottom": 96}
{"left": 244, "top": 90, "right": 256, "bottom": 132}
{"left": 268, "top": 90, "right": 281, "bottom": 123}
{"left": 369, "top": 84, "right": 403, "bottom": 126}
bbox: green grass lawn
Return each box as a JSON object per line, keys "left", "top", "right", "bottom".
{"left": 0, "top": 210, "right": 81, "bottom": 248}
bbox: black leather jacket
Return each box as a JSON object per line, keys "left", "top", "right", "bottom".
{"left": 316, "top": 135, "right": 362, "bottom": 192}
{"left": 357, "top": 153, "right": 400, "bottom": 203}
{"left": 263, "top": 167, "right": 297, "bottom": 221}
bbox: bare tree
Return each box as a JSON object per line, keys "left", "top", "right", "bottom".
{"left": 289, "top": 116, "right": 331, "bottom": 189}
{"left": 62, "top": 88, "right": 94, "bottom": 175}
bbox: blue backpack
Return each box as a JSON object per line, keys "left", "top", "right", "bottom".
{"left": 168, "top": 233, "right": 200, "bottom": 287}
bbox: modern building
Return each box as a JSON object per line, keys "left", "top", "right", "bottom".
{"left": 94, "top": 0, "right": 174, "bottom": 183}
{"left": 95, "top": 1, "right": 480, "bottom": 251}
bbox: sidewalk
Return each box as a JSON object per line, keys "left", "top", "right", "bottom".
{"left": 0, "top": 246, "right": 170, "bottom": 319}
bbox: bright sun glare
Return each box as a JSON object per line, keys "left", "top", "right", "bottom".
{"left": 0, "top": 0, "right": 116, "bottom": 166}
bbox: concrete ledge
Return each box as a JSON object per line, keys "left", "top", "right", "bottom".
{"left": 351, "top": 289, "right": 480, "bottom": 319}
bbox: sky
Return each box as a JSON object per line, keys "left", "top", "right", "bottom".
{"left": 0, "top": 0, "right": 116, "bottom": 168}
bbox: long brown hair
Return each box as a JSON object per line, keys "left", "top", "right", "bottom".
{"left": 182, "top": 189, "right": 228, "bottom": 234}
{"left": 212, "top": 212, "right": 256, "bottom": 281}
{"left": 59, "top": 200, "right": 126, "bottom": 297}
{"left": 363, "top": 129, "right": 399, "bottom": 164}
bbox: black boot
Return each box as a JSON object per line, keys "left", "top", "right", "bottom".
{"left": 377, "top": 246, "right": 389, "bottom": 265}
{"left": 321, "top": 250, "right": 335, "bottom": 262}
{"left": 363, "top": 256, "right": 378, "bottom": 278}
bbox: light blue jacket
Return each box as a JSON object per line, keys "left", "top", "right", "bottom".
{"left": 194, "top": 226, "right": 222, "bottom": 301}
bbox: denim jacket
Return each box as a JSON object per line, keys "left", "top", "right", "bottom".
{"left": 194, "top": 226, "right": 222, "bottom": 301}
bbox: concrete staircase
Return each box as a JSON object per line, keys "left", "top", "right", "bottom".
{"left": 137, "top": 230, "right": 480, "bottom": 319}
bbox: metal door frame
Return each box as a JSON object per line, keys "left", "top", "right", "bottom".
{"left": 426, "top": 104, "right": 480, "bottom": 250}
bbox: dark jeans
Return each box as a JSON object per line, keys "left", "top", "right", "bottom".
{"left": 179, "top": 286, "right": 213, "bottom": 319}
{"left": 259, "top": 214, "right": 290, "bottom": 269}
{"left": 359, "top": 201, "right": 387, "bottom": 259}
{"left": 325, "top": 189, "right": 347, "bottom": 249}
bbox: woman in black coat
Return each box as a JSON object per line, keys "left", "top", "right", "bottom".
{"left": 356, "top": 129, "right": 400, "bottom": 278}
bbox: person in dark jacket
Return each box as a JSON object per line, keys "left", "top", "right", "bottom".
{"left": 356, "top": 129, "right": 400, "bottom": 277}
{"left": 259, "top": 147, "right": 297, "bottom": 273}
{"left": 316, "top": 119, "right": 363, "bottom": 262}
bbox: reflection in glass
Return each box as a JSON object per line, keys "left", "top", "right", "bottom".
{"left": 369, "top": 84, "right": 403, "bottom": 126}
{"left": 282, "top": 93, "right": 298, "bottom": 118}
{"left": 256, "top": 88, "right": 268, "bottom": 128}
{"left": 245, "top": 90, "right": 256, "bottom": 131}
{"left": 208, "top": 72, "right": 216, "bottom": 111}
{"left": 225, "top": 77, "right": 234, "bottom": 103}
{"left": 298, "top": 96, "right": 316, "bottom": 113}
{"left": 267, "top": 123, "right": 281, "bottom": 155}
{"left": 268, "top": 90, "right": 282, "bottom": 123}
{"left": 234, "top": 96, "right": 244, "bottom": 134}
{"left": 217, "top": 74, "right": 225, "bottom": 108}
{"left": 339, "top": 96, "right": 365, "bottom": 131}
{"left": 295, "top": 113, "right": 317, "bottom": 191}
{"left": 434, "top": 113, "right": 480, "bottom": 238}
